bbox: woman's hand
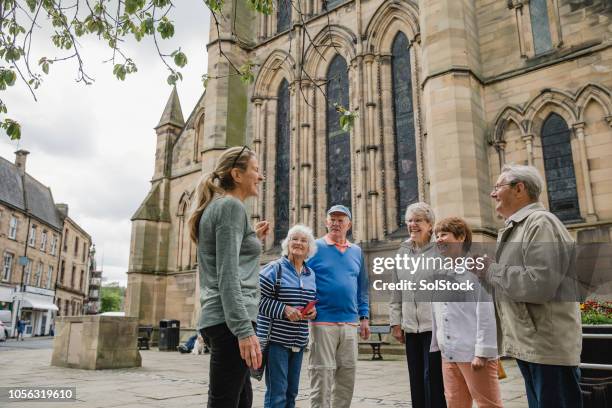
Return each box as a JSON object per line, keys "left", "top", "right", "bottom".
{"left": 284, "top": 305, "right": 302, "bottom": 322}
{"left": 391, "top": 325, "right": 405, "bottom": 344}
{"left": 255, "top": 221, "right": 270, "bottom": 241}
{"left": 471, "top": 356, "right": 487, "bottom": 370}
{"left": 302, "top": 306, "right": 317, "bottom": 320}
{"left": 238, "top": 335, "right": 262, "bottom": 369}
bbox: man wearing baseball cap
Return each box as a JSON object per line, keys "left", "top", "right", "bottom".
{"left": 307, "top": 204, "right": 370, "bottom": 408}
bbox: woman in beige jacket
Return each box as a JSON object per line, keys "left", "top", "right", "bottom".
{"left": 389, "top": 202, "right": 446, "bottom": 408}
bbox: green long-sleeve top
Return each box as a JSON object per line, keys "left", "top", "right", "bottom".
{"left": 197, "top": 196, "right": 262, "bottom": 339}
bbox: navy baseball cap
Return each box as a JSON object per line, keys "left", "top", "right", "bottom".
{"left": 327, "top": 205, "right": 352, "bottom": 220}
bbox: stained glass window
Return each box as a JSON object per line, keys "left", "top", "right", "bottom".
{"left": 326, "top": 55, "right": 352, "bottom": 213}
{"left": 277, "top": 0, "right": 291, "bottom": 33}
{"left": 275, "top": 79, "right": 291, "bottom": 244}
{"left": 541, "top": 113, "right": 581, "bottom": 222}
{"left": 392, "top": 32, "right": 418, "bottom": 228}
{"left": 530, "top": 0, "right": 553, "bottom": 55}
{"left": 325, "top": 0, "right": 344, "bottom": 10}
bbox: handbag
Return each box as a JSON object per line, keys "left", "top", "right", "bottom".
{"left": 250, "top": 262, "right": 283, "bottom": 381}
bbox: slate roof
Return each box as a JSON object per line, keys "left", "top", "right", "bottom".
{"left": 0, "top": 155, "right": 63, "bottom": 230}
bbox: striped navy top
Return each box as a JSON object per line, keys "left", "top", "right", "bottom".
{"left": 256, "top": 257, "right": 317, "bottom": 349}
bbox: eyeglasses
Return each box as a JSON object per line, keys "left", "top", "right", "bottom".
{"left": 231, "top": 145, "right": 251, "bottom": 169}
{"left": 491, "top": 182, "right": 515, "bottom": 192}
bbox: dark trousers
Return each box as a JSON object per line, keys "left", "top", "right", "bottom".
{"left": 404, "top": 331, "right": 447, "bottom": 408}
{"left": 201, "top": 324, "right": 252, "bottom": 408}
{"left": 516, "top": 359, "right": 582, "bottom": 408}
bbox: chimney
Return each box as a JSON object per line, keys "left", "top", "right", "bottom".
{"left": 14, "top": 149, "right": 30, "bottom": 174}
{"left": 56, "top": 203, "right": 69, "bottom": 219}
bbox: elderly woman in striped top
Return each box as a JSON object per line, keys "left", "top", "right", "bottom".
{"left": 257, "top": 224, "right": 317, "bottom": 408}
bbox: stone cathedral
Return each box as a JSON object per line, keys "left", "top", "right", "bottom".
{"left": 126, "top": 0, "right": 612, "bottom": 330}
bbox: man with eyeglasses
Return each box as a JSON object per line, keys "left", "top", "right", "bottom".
{"left": 307, "top": 204, "right": 370, "bottom": 408}
{"left": 477, "top": 164, "right": 582, "bottom": 408}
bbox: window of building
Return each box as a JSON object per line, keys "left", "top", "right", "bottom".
{"left": 59, "top": 260, "right": 65, "bottom": 284}
{"left": 28, "top": 224, "right": 37, "bottom": 247}
{"left": 40, "top": 231, "right": 48, "bottom": 252}
{"left": 82, "top": 243, "right": 87, "bottom": 262}
{"left": 46, "top": 265, "right": 53, "bottom": 289}
{"left": 541, "top": 113, "right": 581, "bottom": 222}
{"left": 34, "top": 262, "right": 43, "bottom": 287}
{"left": 50, "top": 235, "right": 58, "bottom": 256}
{"left": 325, "top": 0, "right": 344, "bottom": 10}
{"left": 80, "top": 270, "right": 85, "bottom": 292}
{"left": 274, "top": 78, "right": 291, "bottom": 245}
{"left": 326, "top": 54, "right": 352, "bottom": 212}
{"left": 392, "top": 32, "right": 419, "bottom": 228}
{"left": 530, "top": 0, "right": 553, "bottom": 55}
{"left": 64, "top": 299, "right": 69, "bottom": 316}
{"left": 8, "top": 216, "right": 18, "bottom": 240}
{"left": 24, "top": 260, "right": 32, "bottom": 286}
{"left": 2, "top": 252, "right": 14, "bottom": 281}
{"left": 63, "top": 229, "right": 68, "bottom": 251}
{"left": 71, "top": 265, "right": 76, "bottom": 288}
{"left": 74, "top": 236, "right": 79, "bottom": 257}
{"left": 277, "top": 0, "right": 291, "bottom": 32}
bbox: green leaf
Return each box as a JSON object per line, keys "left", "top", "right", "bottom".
{"left": 205, "top": 0, "right": 224, "bottom": 13}
{"left": 125, "top": 0, "right": 146, "bottom": 14}
{"left": 26, "top": 0, "right": 37, "bottom": 12}
{"left": 2, "top": 119, "right": 21, "bottom": 140}
{"left": 157, "top": 17, "right": 175, "bottom": 39}
{"left": 247, "top": 0, "right": 273, "bottom": 15}
{"left": 202, "top": 74, "right": 209, "bottom": 88}
{"left": 172, "top": 50, "right": 187, "bottom": 68}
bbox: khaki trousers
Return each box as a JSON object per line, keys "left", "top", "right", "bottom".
{"left": 308, "top": 324, "right": 358, "bottom": 408}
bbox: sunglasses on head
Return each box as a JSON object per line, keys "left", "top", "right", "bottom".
{"left": 231, "top": 145, "right": 251, "bottom": 169}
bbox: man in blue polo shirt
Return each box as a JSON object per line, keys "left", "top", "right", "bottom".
{"left": 308, "top": 204, "right": 370, "bottom": 408}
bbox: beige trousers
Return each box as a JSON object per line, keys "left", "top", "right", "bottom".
{"left": 308, "top": 324, "right": 358, "bottom": 408}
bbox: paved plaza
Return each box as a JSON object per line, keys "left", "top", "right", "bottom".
{"left": 0, "top": 337, "right": 528, "bottom": 407}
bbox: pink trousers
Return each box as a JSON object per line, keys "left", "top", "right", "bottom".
{"left": 442, "top": 359, "right": 503, "bottom": 408}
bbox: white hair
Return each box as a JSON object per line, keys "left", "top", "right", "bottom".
{"left": 500, "top": 163, "right": 543, "bottom": 200}
{"left": 405, "top": 202, "right": 435, "bottom": 225}
{"left": 281, "top": 224, "right": 317, "bottom": 258}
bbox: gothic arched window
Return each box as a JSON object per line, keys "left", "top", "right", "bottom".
{"left": 326, "top": 54, "right": 352, "bottom": 211}
{"left": 530, "top": 0, "right": 553, "bottom": 55}
{"left": 277, "top": 0, "right": 291, "bottom": 32}
{"left": 274, "top": 79, "right": 291, "bottom": 244}
{"left": 391, "top": 32, "right": 418, "bottom": 228}
{"left": 541, "top": 113, "right": 580, "bottom": 222}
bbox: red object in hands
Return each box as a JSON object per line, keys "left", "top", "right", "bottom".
{"left": 297, "top": 299, "right": 318, "bottom": 315}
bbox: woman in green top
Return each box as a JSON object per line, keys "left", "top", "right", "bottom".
{"left": 188, "top": 146, "right": 269, "bottom": 408}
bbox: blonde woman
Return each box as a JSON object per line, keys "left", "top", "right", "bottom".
{"left": 188, "top": 146, "right": 270, "bottom": 408}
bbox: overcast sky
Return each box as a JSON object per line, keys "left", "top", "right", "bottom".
{"left": 0, "top": 2, "right": 210, "bottom": 287}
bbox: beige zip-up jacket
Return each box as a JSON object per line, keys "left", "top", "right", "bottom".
{"left": 487, "top": 202, "right": 582, "bottom": 366}
{"left": 389, "top": 240, "right": 435, "bottom": 333}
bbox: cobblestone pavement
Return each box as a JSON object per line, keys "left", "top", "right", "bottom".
{"left": 0, "top": 341, "right": 528, "bottom": 407}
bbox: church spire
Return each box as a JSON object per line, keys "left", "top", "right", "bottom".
{"left": 156, "top": 86, "right": 185, "bottom": 129}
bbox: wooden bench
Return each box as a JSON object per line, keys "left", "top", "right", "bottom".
{"left": 359, "top": 325, "right": 390, "bottom": 360}
{"left": 137, "top": 325, "right": 153, "bottom": 350}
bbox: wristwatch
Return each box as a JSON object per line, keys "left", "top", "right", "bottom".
{"left": 359, "top": 316, "right": 369, "bottom": 321}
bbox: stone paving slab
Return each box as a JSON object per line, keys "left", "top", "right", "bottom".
{"left": 0, "top": 344, "right": 527, "bottom": 407}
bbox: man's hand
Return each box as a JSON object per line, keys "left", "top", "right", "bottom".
{"left": 284, "top": 305, "right": 302, "bottom": 322}
{"left": 471, "top": 356, "right": 487, "bottom": 370}
{"left": 254, "top": 220, "right": 270, "bottom": 241}
{"left": 238, "top": 335, "right": 262, "bottom": 369}
{"left": 391, "top": 325, "right": 404, "bottom": 344}
{"left": 302, "top": 306, "right": 317, "bottom": 320}
{"left": 469, "top": 253, "right": 492, "bottom": 280}
{"left": 359, "top": 319, "right": 370, "bottom": 340}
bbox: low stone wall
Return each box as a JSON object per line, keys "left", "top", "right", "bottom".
{"left": 51, "top": 315, "right": 141, "bottom": 370}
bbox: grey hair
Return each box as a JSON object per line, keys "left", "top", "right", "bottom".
{"left": 405, "top": 202, "right": 435, "bottom": 225}
{"left": 500, "top": 163, "right": 543, "bottom": 200}
{"left": 281, "top": 224, "right": 318, "bottom": 259}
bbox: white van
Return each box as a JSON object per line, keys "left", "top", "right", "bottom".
{"left": 0, "top": 310, "right": 12, "bottom": 339}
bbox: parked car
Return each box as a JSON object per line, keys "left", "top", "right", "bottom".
{"left": 0, "top": 310, "right": 11, "bottom": 339}
{"left": 0, "top": 320, "right": 8, "bottom": 341}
